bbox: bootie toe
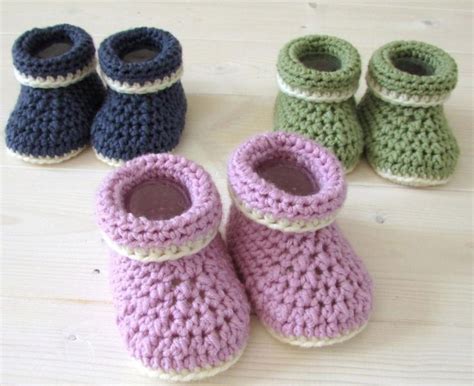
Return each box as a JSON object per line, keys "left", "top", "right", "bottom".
{"left": 5, "top": 24, "right": 105, "bottom": 164}
{"left": 226, "top": 132, "right": 373, "bottom": 347}
{"left": 96, "top": 154, "right": 250, "bottom": 381}
{"left": 358, "top": 40, "right": 459, "bottom": 186}
{"left": 274, "top": 35, "right": 364, "bottom": 173}
{"left": 92, "top": 28, "right": 187, "bottom": 166}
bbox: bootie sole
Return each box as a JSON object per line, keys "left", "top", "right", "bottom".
{"left": 133, "top": 347, "right": 245, "bottom": 382}
{"left": 93, "top": 149, "right": 125, "bottom": 167}
{"left": 373, "top": 166, "right": 451, "bottom": 187}
{"left": 264, "top": 321, "right": 368, "bottom": 348}
{"left": 6, "top": 146, "right": 85, "bottom": 164}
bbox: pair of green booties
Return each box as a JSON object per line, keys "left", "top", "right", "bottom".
{"left": 274, "top": 35, "right": 459, "bottom": 187}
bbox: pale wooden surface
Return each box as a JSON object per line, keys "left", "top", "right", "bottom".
{"left": 0, "top": 1, "right": 473, "bottom": 385}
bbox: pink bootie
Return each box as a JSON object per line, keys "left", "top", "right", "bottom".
{"left": 226, "top": 132, "right": 372, "bottom": 347}
{"left": 96, "top": 154, "right": 250, "bottom": 381}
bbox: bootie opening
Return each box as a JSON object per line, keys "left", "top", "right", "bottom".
{"left": 385, "top": 43, "right": 448, "bottom": 78}
{"left": 277, "top": 35, "right": 360, "bottom": 100}
{"left": 124, "top": 178, "right": 191, "bottom": 220}
{"left": 12, "top": 24, "right": 95, "bottom": 81}
{"left": 256, "top": 157, "right": 319, "bottom": 196}
{"left": 300, "top": 52, "right": 341, "bottom": 72}
{"left": 121, "top": 47, "right": 159, "bottom": 63}
{"left": 367, "top": 40, "right": 457, "bottom": 106}
{"left": 98, "top": 27, "right": 182, "bottom": 91}
{"left": 32, "top": 39, "right": 73, "bottom": 59}
{"left": 97, "top": 154, "right": 221, "bottom": 262}
{"left": 228, "top": 132, "right": 346, "bottom": 232}
{"left": 391, "top": 56, "right": 434, "bottom": 76}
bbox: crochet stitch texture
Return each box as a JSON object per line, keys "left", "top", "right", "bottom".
{"left": 274, "top": 35, "right": 364, "bottom": 173}
{"left": 92, "top": 28, "right": 186, "bottom": 166}
{"left": 5, "top": 24, "right": 105, "bottom": 163}
{"left": 226, "top": 132, "right": 372, "bottom": 347}
{"left": 358, "top": 40, "right": 459, "bottom": 186}
{"left": 96, "top": 154, "right": 250, "bottom": 381}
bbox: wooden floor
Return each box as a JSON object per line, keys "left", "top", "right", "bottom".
{"left": 1, "top": 1, "right": 473, "bottom": 385}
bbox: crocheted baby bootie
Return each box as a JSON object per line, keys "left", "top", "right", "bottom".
{"left": 92, "top": 28, "right": 187, "bottom": 166}
{"left": 358, "top": 41, "right": 459, "bottom": 186}
{"left": 274, "top": 35, "right": 364, "bottom": 173}
{"left": 226, "top": 132, "right": 372, "bottom": 347}
{"left": 96, "top": 154, "right": 250, "bottom": 381}
{"left": 5, "top": 24, "right": 105, "bottom": 164}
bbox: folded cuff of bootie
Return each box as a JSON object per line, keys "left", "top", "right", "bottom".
{"left": 367, "top": 40, "right": 457, "bottom": 107}
{"left": 96, "top": 154, "right": 221, "bottom": 262}
{"left": 12, "top": 24, "right": 96, "bottom": 88}
{"left": 228, "top": 132, "right": 346, "bottom": 233}
{"left": 98, "top": 27, "right": 183, "bottom": 94}
{"left": 277, "top": 35, "right": 361, "bottom": 103}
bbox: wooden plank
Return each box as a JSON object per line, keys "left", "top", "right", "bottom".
{"left": 1, "top": 2, "right": 473, "bottom": 53}
{"left": 1, "top": 1, "right": 473, "bottom": 384}
{"left": 1, "top": 298, "right": 472, "bottom": 385}
{"left": 1, "top": 36, "right": 472, "bottom": 100}
{"left": 1, "top": 165, "right": 472, "bottom": 331}
{"left": 2, "top": 0, "right": 473, "bottom": 10}
{"left": 2, "top": 0, "right": 473, "bottom": 9}
{"left": 1, "top": 94, "right": 473, "bottom": 192}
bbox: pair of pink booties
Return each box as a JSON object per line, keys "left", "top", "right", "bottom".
{"left": 96, "top": 132, "right": 373, "bottom": 381}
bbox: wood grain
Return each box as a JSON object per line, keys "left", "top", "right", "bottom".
{"left": 1, "top": 1, "right": 473, "bottom": 385}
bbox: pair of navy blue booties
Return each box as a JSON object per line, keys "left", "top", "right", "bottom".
{"left": 5, "top": 24, "right": 187, "bottom": 165}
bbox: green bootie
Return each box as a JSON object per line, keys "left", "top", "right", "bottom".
{"left": 274, "top": 35, "right": 363, "bottom": 173}
{"left": 358, "top": 40, "right": 459, "bottom": 187}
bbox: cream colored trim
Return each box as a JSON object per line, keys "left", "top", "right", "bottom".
{"left": 6, "top": 146, "right": 86, "bottom": 164}
{"left": 374, "top": 167, "right": 451, "bottom": 187}
{"left": 101, "top": 65, "right": 183, "bottom": 94}
{"left": 101, "top": 227, "right": 218, "bottom": 263}
{"left": 366, "top": 74, "right": 450, "bottom": 107}
{"left": 265, "top": 322, "right": 368, "bottom": 348}
{"left": 277, "top": 73, "right": 356, "bottom": 103}
{"left": 14, "top": 59, "right": 96, "bottom": 88}
{"left": 93, "top": 149, "right": 125, "bottom": 167}
{"left": 133, "top": 347, "right": 244, "bottom": 381}
{"left": 229, "top": 188, "right": 337, "bottom": 233}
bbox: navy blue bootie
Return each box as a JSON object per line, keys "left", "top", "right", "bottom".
{"left": 5, "top": 24, "right": 105, "bottom": 164}
{"left": 91, "top": 27, "right": 187, "bottom": 166}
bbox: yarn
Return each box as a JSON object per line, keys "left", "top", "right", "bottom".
{"left": 92, "top": 28, "right": 187, "bottom": 166}
{"left": 227, "top": 132, "right": 347, "bottom": 232}
{"left": 226, "top": 132, "right": 372, "bottom": 347}
{"left": 358, "top": 40, "right": 459, "bottom": 186}
{"left": 5, "top": 24, "right": 105, "bottom": 163}
{"left": 98, "top": 28, "right": 182, "bottom": 87}
{"left": 96, "top": 154, "right": 250, "bottom": 380}
{"left": 274, "top": 35, "right": 364, "bottom": 173}
{"left": 12, "top": 24, "right": 95, "bottom": 80}
{"left": 97, "top": 154, "right": 221, "bottom": 259}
